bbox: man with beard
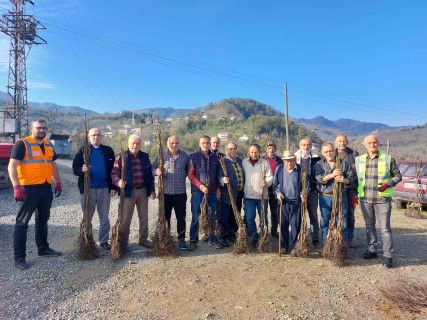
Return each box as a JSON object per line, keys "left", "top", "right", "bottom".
{"left": 8, "top": 119, "right": 63, "bottom": 270}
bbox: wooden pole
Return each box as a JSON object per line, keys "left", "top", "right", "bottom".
{"left": 386, "top": 140, "right": 390, "bottom": 155}
{"left": 284, "top": 83, "right": 289, "bottom": 150}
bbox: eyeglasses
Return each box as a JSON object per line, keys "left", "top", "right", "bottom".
{"left": 34, "top": 127, "right": 48, "bottom": 130}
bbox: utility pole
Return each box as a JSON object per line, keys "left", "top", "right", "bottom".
{"left": 284, "top": 83, "right": 289, "bottom": 150}
{"left": 0, "top": 0, "right": 46, "bottom": 142}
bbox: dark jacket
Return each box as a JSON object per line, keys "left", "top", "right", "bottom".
{"left": 295, "top": 151, "right": 321, "bottom": 192}
{"left": 189, "top": 149, "right": 219, "bottom": 194}
{"left": 336, "top": 147, "right": 359, "bottom": 197}
{"left": 72, "top": 144, "right": 116, "bottom": 194}
{"left": 117, "top": 150, "right": 154, "bottom": 197}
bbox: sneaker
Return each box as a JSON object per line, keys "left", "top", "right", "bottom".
{"left": 384, "top": 257, "right": 393, "bottom": 268}
{"left": 178, "top": 240, "right": 188, "bottom": 250}
{"left": 347, "top": 240, "right": 356, "bottom": 249}
{"left": 218, "top": 239, "right": 230, "bottom": 248}
{"left": 290, "top": 249, "right": 297, "bottom": 257}
{"left": 139, "top": 239, "right": 153, "bottom": 248}
{"left": 38, "top": 248, "right": 62, "bottom": 257}
{"left": 101, "top": 243, "right": 111, "bottom": 250}
{"left": 187, "top": 241, "right": 197, "bottom": 251}
{"left": 201, "top": 234, "right": 210, "bottom": 242}
{"left": 15, "top": 258, "right": 29, "bottom": 270}
{"left": 362, "top": 250, "right": 378, "bottom": 259}
{"left": 208, "top": 240, "right": 224, "bottom": 249}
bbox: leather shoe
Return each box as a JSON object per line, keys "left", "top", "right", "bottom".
{"left": 139, "top": 239, "right": 153, "bottom": 248}
{"left": 101, "top": 243, "right": 111, "bottom": 250}
{"left": 15, "top": 258, "right": 29, "bottom": 270}
{"left": 362, "top": 250, "right": 378, "bottom": 259}
{"left": 347, "top": 240, "right": 356, "bottom": 249}
{"left": 38, "top": 248, "right": 62, "bottom": 257}
{"left": 384, "top": 257, "right": 393, "bottom": 268}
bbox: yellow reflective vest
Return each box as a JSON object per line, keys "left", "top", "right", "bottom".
{"left": 17, "top": 136, "right": 55, "bottom": 185}
{"left": 355, "top": 151, "right": 394, "bottom": 198}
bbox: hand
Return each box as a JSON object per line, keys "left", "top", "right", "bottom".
{"left": 301, "top": 194, "right": 307, "bottom": 203}
{"left": 82, "top": 164, "right": 89, "bottom": 173}
{"left": 13, "top": 185, "right": 26, "bottom": 201}
{"left": 350, "top": 196, "right": 358, "bottom": 207}
{"left": 276, "top": 193, "right": 284, "bottom": 201}
{"left": 151, "top": 190, "right": 156, "bottom": 200}
{"left": 261, "top": 180, "right": 267, "bottom": 188}
{"left": 200, "top": 185, "right": 208, "bottom": 194}
{"left": 378, "top": 182, "right": 390, "bottom": 192}
{"left": 110, "top": 190, "right": 117, "bottom": 197}
{"left": 117, "top": 179, "right": 126, "bottom": 188}
{"left": 55, "top": 182, "right": 62, "bottom": 197}
{"left": 332, "top": 169, "right": 342, "bottom": 177}
{"left": 155, "top": 168, "right": 162, "bottom": 176}
{"left": 335, "top": 175, "right": 344, "bottom": 183}
{"left": 223, "top": 177, "right": 230, "bottom": 184}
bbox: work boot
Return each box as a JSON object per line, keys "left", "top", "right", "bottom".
{"left": 384, "top": 257, "right": 393, "bottom": 268}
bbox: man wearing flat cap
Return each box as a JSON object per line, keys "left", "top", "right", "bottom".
{"left": 273, "top": 151, "right": 307, "bottom": 257}
{"left": 265, "top": 141, "right": 283, "bottom": 238}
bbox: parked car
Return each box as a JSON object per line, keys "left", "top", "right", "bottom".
{"left": 393, "top": 160, "right": 427, "bottom": 209}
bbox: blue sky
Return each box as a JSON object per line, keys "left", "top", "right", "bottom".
{"left": 0, "top": 0, "right": 426, "bottom": 126}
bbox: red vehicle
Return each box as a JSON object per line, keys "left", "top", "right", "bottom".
{"left": 393, "top": 160, "right": 427, "bottom": 209}
{"left": 0, "top": 143, "right": 14, "bottom": 189}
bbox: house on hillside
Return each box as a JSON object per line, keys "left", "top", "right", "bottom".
{"left": 217, "top": 132, "right": 230, "bottom": 141}
{"left": 49, "top": 134, "right": 71, "bottom": 157}
{"left": 239, "top": 134, "right": 249, "bottom": 142}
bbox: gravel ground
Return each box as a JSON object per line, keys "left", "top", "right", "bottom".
{"left": 0, "top": 160, "right": 426, "bottom": 320}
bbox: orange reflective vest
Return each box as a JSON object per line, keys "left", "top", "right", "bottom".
{"left": 17, "top": 136, "right": 55, "bottom": 185}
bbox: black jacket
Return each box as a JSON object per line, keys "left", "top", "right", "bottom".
{"left": 72, "top": 144, "right": 116, "bottom": 194}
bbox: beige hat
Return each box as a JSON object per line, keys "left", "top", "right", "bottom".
{"left": 281, "top": 150, "right": 296, "bottom": 160}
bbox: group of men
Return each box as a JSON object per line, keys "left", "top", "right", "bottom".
{"left": 8, "top": 118, "right": 401, "bottom": 270}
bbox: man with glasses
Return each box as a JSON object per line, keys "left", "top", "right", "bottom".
{"left": 72, "top": 128, "right": 117, "bottom": 250}
{"left": 218, "top": 142, "right": 244, "bottom": 246}
{"left": 8, "top": 119, "right": 63, "bottom": 270}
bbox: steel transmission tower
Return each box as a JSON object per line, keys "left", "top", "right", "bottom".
{"left": 0, "top": 0, "right": 46, "bottom": 142}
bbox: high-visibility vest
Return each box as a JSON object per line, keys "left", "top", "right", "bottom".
{"left": 17, "top": 136, "right": 55, "bottom": 185}
{"left": 355, "top": 152, "right": 394, "bottom": 198}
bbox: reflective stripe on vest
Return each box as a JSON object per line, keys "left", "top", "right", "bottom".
{"left": 17, "top": 136, "right": 54, "bottom": 185}
{"left": 355, "top": 152, "right": 394, "bottom": 198}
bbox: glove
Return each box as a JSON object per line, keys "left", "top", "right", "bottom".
{"left": 55, "top": 182, "right": 62, "bottom": 197}
{"left": 350, "top": 196, "right": 358, "bottom": 207}
{"left": 377, "top": 182, "right": 390, "bottom": 192}
{"left": 13, "top": 185, "right": 26, "bottom": 201}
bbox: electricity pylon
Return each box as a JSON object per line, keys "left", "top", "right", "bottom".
{"left": 0, "top": 0, "right": 46, "bottom": 141}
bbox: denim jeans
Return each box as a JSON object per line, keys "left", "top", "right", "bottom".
{"left": 190, "top": 192, "right": 217, "bottom": 243}
{"left": 243, "top": 198, "right": 268, "bottom": 241}
{"left": 319, "top": 192, "right": 348, "bottom": 241}
{"left": 360, "top": 199, "right": 393, "bottom": 258}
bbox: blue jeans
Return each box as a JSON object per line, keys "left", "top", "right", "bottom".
{"left": 243, "top": 198, "right": 268, "bottom": 241}
{"left": 190, "top": 192, "right": 217, "bottom": 243}
{"left": 319, "top": 193, "right": 348, "bottom": 241}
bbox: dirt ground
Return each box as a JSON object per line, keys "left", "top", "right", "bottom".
{"left": 1, "top": 162, "right": 426, "bottom": 320}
